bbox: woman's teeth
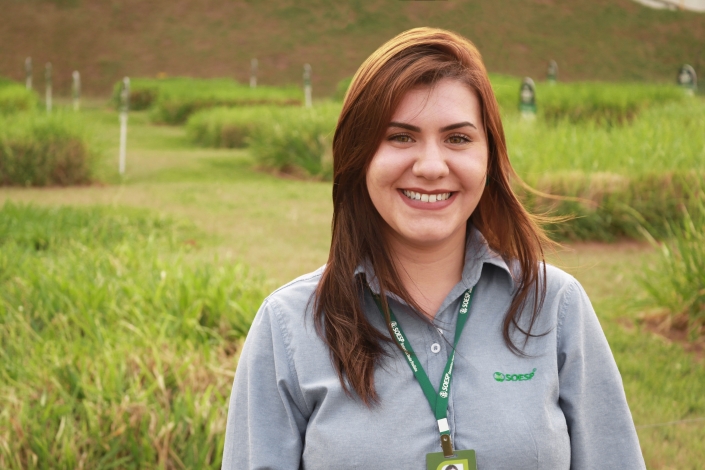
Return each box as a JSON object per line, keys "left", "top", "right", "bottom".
{"left": 401, "top": 190, "right": 452, "bottom": 203}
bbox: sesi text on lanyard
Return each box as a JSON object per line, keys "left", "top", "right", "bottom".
{"left": 372, "top": 288, "right": 474, "bottom": 458}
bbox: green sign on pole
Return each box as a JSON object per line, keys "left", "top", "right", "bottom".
{"left": 519, "top": 77, "right": 536, "bottom": 119}
{"left": 678, "top": 64, "right": 697, "bottom": 95}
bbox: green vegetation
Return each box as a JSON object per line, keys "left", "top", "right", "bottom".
{"left": 333, "top": 76, "right": 353, "bottom": 101}
{"left": 0, "top": 79, "right": 38, "bottom": 115}
{"left": 505, "top": 98, "right": 705, "bottom": 178}
{"left": 186, "top": 106, "right": 278, "bottom": 148}
{"left": 504, "top": 96, "right": 705, "bottom": 240}
{"left": 521, "top": 171, "right": 704, "bottom": 241}
{"left": 491, "top": 75, "right": 686, "bottom": 124}
{"left": 188, "top": 102, "right": 341, "bottom": 178}
{"left": 0, "top": 203, "right": 266, "bottom": 469}
{"left": 0, "top": 112, "right": 97, "bottom": 186}
{"left": 112, "top": 78, "right": 303, "bottom": 124}
{"left": 639, "top": 194, "right": 705, "bottom": 336}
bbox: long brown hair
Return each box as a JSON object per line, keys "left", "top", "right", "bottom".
{"left": 314, "top": 27, "right": 553, "bottom": 405}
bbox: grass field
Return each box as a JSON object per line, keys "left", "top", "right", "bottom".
{"left": 0, "top": 100, "right": 703, "bottom": 468}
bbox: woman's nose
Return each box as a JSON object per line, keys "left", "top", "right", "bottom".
{"left": 412, "top": 142, "right": 449, "bottom": 180}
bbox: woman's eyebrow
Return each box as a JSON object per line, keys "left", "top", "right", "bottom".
{"left": 440, "top": 121, "right": 477, "bottom": 132}
{"left": 388, "top": 121, "right": 477, "bottom": 132}
{"left": 388, "top": 122, "right": 420, "bottom": 132}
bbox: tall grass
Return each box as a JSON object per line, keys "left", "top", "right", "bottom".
{"left": 490, "top": 75, "right": 685, "bottom": 124}
{"left": 248, "top": 102, "right": 341, "bottom": 179}
{"left": 0, "top": 112, "right": 97, "bottom": 186}
{"left": 639, "top": 193, "right": 705, "bottom": 336}
{"left": 0, "top": 203, "right": 267, "bottom": 469}
{"left": 186, "top": 106, "right": 279, "bottom": 148}
{"left": 521, "top": 170, "right": 704, "bottom": 241}
{"left": 112, "top": 78, "right": 303, "bottom": 124}
{"left": 506, "top": 98, "right": 705, "bottom": 179}
{"left": 0, "top": 79, "right": 38, "bottom": 114}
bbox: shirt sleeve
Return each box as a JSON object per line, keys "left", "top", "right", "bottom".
{"left": 222, "top": 298, "right": 309, "bottom": 470}
{"left": 556, "top": 279, "right": 646, "bottom": 470}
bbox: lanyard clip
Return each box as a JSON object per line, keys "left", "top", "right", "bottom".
{"left": 440, "top": 433, "right": 454, "bottom": 458}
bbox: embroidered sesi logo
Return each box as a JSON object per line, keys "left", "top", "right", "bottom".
{"left": 494, "top": 368, "right": 537, "bottom": 382}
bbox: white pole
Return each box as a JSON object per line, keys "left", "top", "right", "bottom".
{"left": 72, "top": 71, "right": 81, "bottom": 111}
{"left": 303, "top": 64, "right": 312, "bottom": 108}
{"left": 250, "top": 58, "right": 258, "bottom": 88}
{"left": 118, "top": 77, "right": 130, "bottom": 175}
{"left": 25, "top": 57, "right": 32, "bottom": 90}
{"left": 45, "top": 62, "right": 52, "bottom": 114}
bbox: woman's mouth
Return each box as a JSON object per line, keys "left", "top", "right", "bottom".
{"left": 401, "top": 190, "right": 453, "bottom": 203}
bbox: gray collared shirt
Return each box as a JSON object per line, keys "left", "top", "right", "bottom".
{"left": 222, "top": 229, "right": 645, "bottom": 469}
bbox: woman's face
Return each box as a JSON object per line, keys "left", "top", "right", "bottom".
{"left": 366, "top": 78, "right": 488, "bottom": 250}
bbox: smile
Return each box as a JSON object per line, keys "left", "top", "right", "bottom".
{"left": 401, "top": 190, "right": 453, "bottom": 203}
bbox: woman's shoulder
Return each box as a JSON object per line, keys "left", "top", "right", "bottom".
{"left": 252, "top": 265, "right": 326, "bottom": 330}
{"left": 540, "top": 262, "right": 587, "bottom": 309}
{"left": 266, "top": 265, "right": 325, "bottom": 306}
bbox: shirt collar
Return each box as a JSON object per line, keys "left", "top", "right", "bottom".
{"left": 355, "top": 226, "right": 516, "bottom": 298}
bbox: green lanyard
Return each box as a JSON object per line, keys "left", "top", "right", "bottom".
{"left": 372, "top": 288, "right": 474, "bottom": 457}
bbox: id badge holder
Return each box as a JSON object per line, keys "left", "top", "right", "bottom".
{"left": 426, "top": 449, "right": 477, "bottom": 470}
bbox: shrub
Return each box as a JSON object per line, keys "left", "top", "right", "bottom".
{"left": 0, "top": 112, "right": 97, "bottom": 186}
{"left": 0, "top": 203, "right": 267, "bottom": 469}
{"left": 248, "top": 102, "right": 341, "bottom": 179}
{"left": 186, "top": 106, "right": 278, "bottom": 148}
{"left": 0, "top": 79, "right": 38, "bottom": 114}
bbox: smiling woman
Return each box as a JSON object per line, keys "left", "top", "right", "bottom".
{"left": 222, "top": 28, "right": 646, "bottom": 470}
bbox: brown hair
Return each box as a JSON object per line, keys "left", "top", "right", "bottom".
{"left": 314, "top": 27, "right": 552, "bottom": 405}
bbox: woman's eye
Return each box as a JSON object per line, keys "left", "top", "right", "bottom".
{"left": 389, "top": 133, "right": 413, "bottom": 143}
{"left": 447, "top": 134, "right": 471, "bottom": 144}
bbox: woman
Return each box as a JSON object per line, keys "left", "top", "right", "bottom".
{"left": 222, "top": 28, "right": 645, "bottom": 469}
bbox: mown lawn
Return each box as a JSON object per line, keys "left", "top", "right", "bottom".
{"left": 0, "top": 101, "right": 703, "bottom": 468}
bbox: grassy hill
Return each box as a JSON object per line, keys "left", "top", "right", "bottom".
{"left": 1, "top": 0, "right": 704, "bottom": 96}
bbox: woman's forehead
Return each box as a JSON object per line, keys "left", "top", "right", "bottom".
{"left": 390, "top": 79, "right": 482, "bottom": 126}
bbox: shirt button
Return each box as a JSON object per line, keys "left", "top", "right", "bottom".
{"left": 431, "top": 343, "right": 441, "bottom": 354}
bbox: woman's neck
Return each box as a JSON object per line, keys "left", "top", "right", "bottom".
{"left": 386, "top": 227, "right": 467, "bottom": 318}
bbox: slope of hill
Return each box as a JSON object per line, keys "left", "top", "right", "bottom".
{"left": 1, "top": 0, "right": 703, "bottom": 96}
